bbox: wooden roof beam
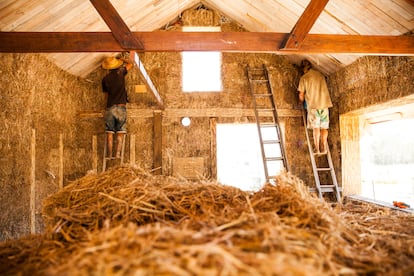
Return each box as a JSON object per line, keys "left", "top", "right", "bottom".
{"left": 281, "top": 0, "right": 330, "bottom": 50}
{"left": 89, "top": 0, "right": 143, "bottom": 50}
{"left": 0, "top": 32, "right": 413, "bottom": 55}
{"left": 132, "top": 52, "right": 164, "bottom": 109}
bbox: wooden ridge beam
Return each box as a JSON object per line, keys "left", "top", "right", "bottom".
{"left": 89, "top": 0, "right": 143, "bottom": 50}
{"left": 282, "top": 0, "right": 330, "bottom": 50}
{"left": 0, "top": 32, "right": 413, "bottom": 55}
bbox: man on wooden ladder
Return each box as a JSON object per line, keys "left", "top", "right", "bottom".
{"left": 297, "top": 59, "right": 333, "bottom": 155}
{"left": 102, "top": 52, "right": 133, "bottom": 160}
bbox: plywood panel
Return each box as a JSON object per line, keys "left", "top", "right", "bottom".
{"left": 173, "top": 157, "right": 205, "bottom": 179}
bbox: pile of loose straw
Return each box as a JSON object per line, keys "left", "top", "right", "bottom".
{"left": 0, "top": 166, "right": 413, "bottom": 275}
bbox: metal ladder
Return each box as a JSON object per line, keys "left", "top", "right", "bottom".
{"left": 301, "top": 109, "right": 341, "bottom": 203}
{"left": 247, "top": 64, "right": 289, "bottom": 183}
{"left": 102, "top": 134, "right": 126, "bottom": 172}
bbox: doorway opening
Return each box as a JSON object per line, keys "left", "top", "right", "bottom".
{"left": 216, "top": 123, "right": 265, "bottom": 191}
{"left": 360, "top": 116, "right": 414, "bottom": 207}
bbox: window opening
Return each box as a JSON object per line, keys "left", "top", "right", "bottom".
{"left": 360, "top": 117, "right": 414, "bottom": 207}
{"left": 216, "top": 123, "right": 265, "bottom": 191}
{"left": 182, "top": 26, "right": 222, "bottom": 92}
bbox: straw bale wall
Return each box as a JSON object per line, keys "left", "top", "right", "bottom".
{"left": 327, "top": 56, "right": 414, "bottom": 195}
{"left": 329, "top": 56, "right": 414, "bottom": 115}
{"left": 0, "top": 53, "right": 102, "bottom": 240}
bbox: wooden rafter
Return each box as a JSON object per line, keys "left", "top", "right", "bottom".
{"left": 281, "top": 0, "right": 330, "bottom": 50}
{"left": 89, "top": 0, "right": 143, "bottom": 50}
{"left": 0, "top": 32, "right": 413, "bottom": 55}
{"left": 132, "top": 52, "right": 164, "bottom": 109}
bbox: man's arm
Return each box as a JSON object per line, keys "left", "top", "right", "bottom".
{"left": 298, "top": 91, "right": 305, "bottom": 103}
{"left": 120, "top": 51, "right": 135, "bottom": 71}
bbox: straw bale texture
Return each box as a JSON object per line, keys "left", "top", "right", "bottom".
{"left": 1, "top": 166, "right": 413, "bottom": 275}
{"left": 0, "top": 53, "right": 102, "bottom": 240}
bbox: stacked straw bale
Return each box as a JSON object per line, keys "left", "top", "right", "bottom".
{"left": 0, "top": 166, "right": 413, "bottom": 275}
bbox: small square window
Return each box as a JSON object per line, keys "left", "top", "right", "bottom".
{"left": 182, "top": 27, "right": 222, "bottom": 92}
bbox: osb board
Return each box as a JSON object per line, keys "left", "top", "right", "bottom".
{"left": 173, "top": 157, "right": 205, "bottom": 179}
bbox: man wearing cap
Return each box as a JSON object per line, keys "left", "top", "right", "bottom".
{"left": 102, "top": 52, "right": 134, "bottom": 159}
{"left": 298, "top": 59, "right": 333, "bottom": 155}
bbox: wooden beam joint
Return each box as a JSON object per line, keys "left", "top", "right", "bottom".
{"left": 281, "top": 0, "right": 330, "bottom": 50}
{"left": 90, "top": 0, "right": 143, "bottom": 50}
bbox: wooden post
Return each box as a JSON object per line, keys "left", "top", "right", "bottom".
{"left": 92, "top": 135, "right": 98, "bottom": 173}
{"left": 153, "top": 111, "right": 162, "bottom": 174}
{"left": 30, "top": 129, "right": 36, "bottom": 234}
{"left": 130, "top": 134, "right": 136, "bottom": 167}
{"left": 59, "top": 133, "right": 64, "bottom": 189}
{"left": 210, "top": 117, "right": 217, "bottom": 179}
{"left": 340, "top": 114, "right": 361, "bottom": 196}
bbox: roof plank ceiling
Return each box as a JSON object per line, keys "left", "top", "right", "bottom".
{"left": 0, "top": 0, "right": 413, "bottom": 78}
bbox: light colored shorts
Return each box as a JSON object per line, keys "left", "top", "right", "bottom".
{"left": 105, "top": 105, "right": 127, "bottom": 133}
{"left": 307, "top": 108, "right": 329, "bottom": 129}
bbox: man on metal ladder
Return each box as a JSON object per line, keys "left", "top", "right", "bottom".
{"left": 298, "top": 59, "right": 333, "bottom": 156}
{"left": 298, "top": 59, "right": 341, "bottom": 203}
{"left": 101, "top": 52, "right": 133, "bottom": 171}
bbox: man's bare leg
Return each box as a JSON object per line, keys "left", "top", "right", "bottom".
{"left": 313, "top": 128, "right": 321, "bottom": 154}
{"left": 106, "top": 132, "right": 114, "bottom": 158}
{"left": 115, "top": 133, "right": 125, "bottom": 159}
{"left": 320, "top": 128, "right": 329, "bottom": 154}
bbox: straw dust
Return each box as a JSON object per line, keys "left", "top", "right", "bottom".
{"left": 0, "top": 166, "right": 413, "bottom": 275}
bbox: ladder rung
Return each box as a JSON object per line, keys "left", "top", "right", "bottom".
{"left": 320, "top": 187, "right": 336, "bottom": 192}
{"left": 320, "top": 184, "right": 335, "bottom": 188}
{"left": 256, "top": 108, "right": 275, "bottom": 112}
{"left": 262, "top": 140, "right": 281, "bottom": 144}
{"left": 317, "top": 167, "right": 332, "bottom": 172}
{"left": 259, "top": 123, "right": 277, "bottom": 127}
{"left": 250, "top": 79, "right": 269, "bottom": 83}
{"left": 309, "top": 186, "right": 340, "bottom": 193}
{"left": 265, "top": 157, "right": 284, "bottom": 162}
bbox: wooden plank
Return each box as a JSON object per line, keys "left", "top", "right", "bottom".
{"left": 132, "top": 52, "right": 164, "bottom": 109}
{"left": 282, "top": 0, "right": 330, "bottom": 50}
{"left": 0, "top": 31, "right": 413, "bottom": 54}
{"left": 340, "top": 115, "right": 361, "bottom": 196}
{"left": 130, "top": 134, "right": 136, "bottom": 167}
{"left": 153, "top": 111, "right": 162, "bottom": 175}
{"left": 78, "top": 108, "right": 308, "bottom": 119}
{"left": 59, "top": 133, "right": 64, "bottom": 189}
{"left": 92, "top": 135, "right": 98, "bottom": 174}
{"left": 89, "top": 0, "right": 143, "bottom": 50}
{"left": 210, "top": 117, "right": 217, "bottom": 179}
{"left": 30, "top": 128, "right": 36, "bottom": 234}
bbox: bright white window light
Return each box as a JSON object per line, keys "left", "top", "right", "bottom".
{"left": 182, "top": 26, "right": 222, "bottom": 92}
{"left": 217, "top": 124, "right": 266, "bottom": 191}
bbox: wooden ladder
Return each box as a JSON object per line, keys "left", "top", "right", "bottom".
{"left": 301, "top": 109, "right": 341, "bottom": 203}
{"left": 247, "top": 64, "right": 289, "bottom": 183}
{"left": 102, "top": 134, "right": 126, "bottom": 172}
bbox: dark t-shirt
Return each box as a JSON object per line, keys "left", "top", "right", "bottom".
{"left": 102, "top": 67, "right": 128, "bottom": 108}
